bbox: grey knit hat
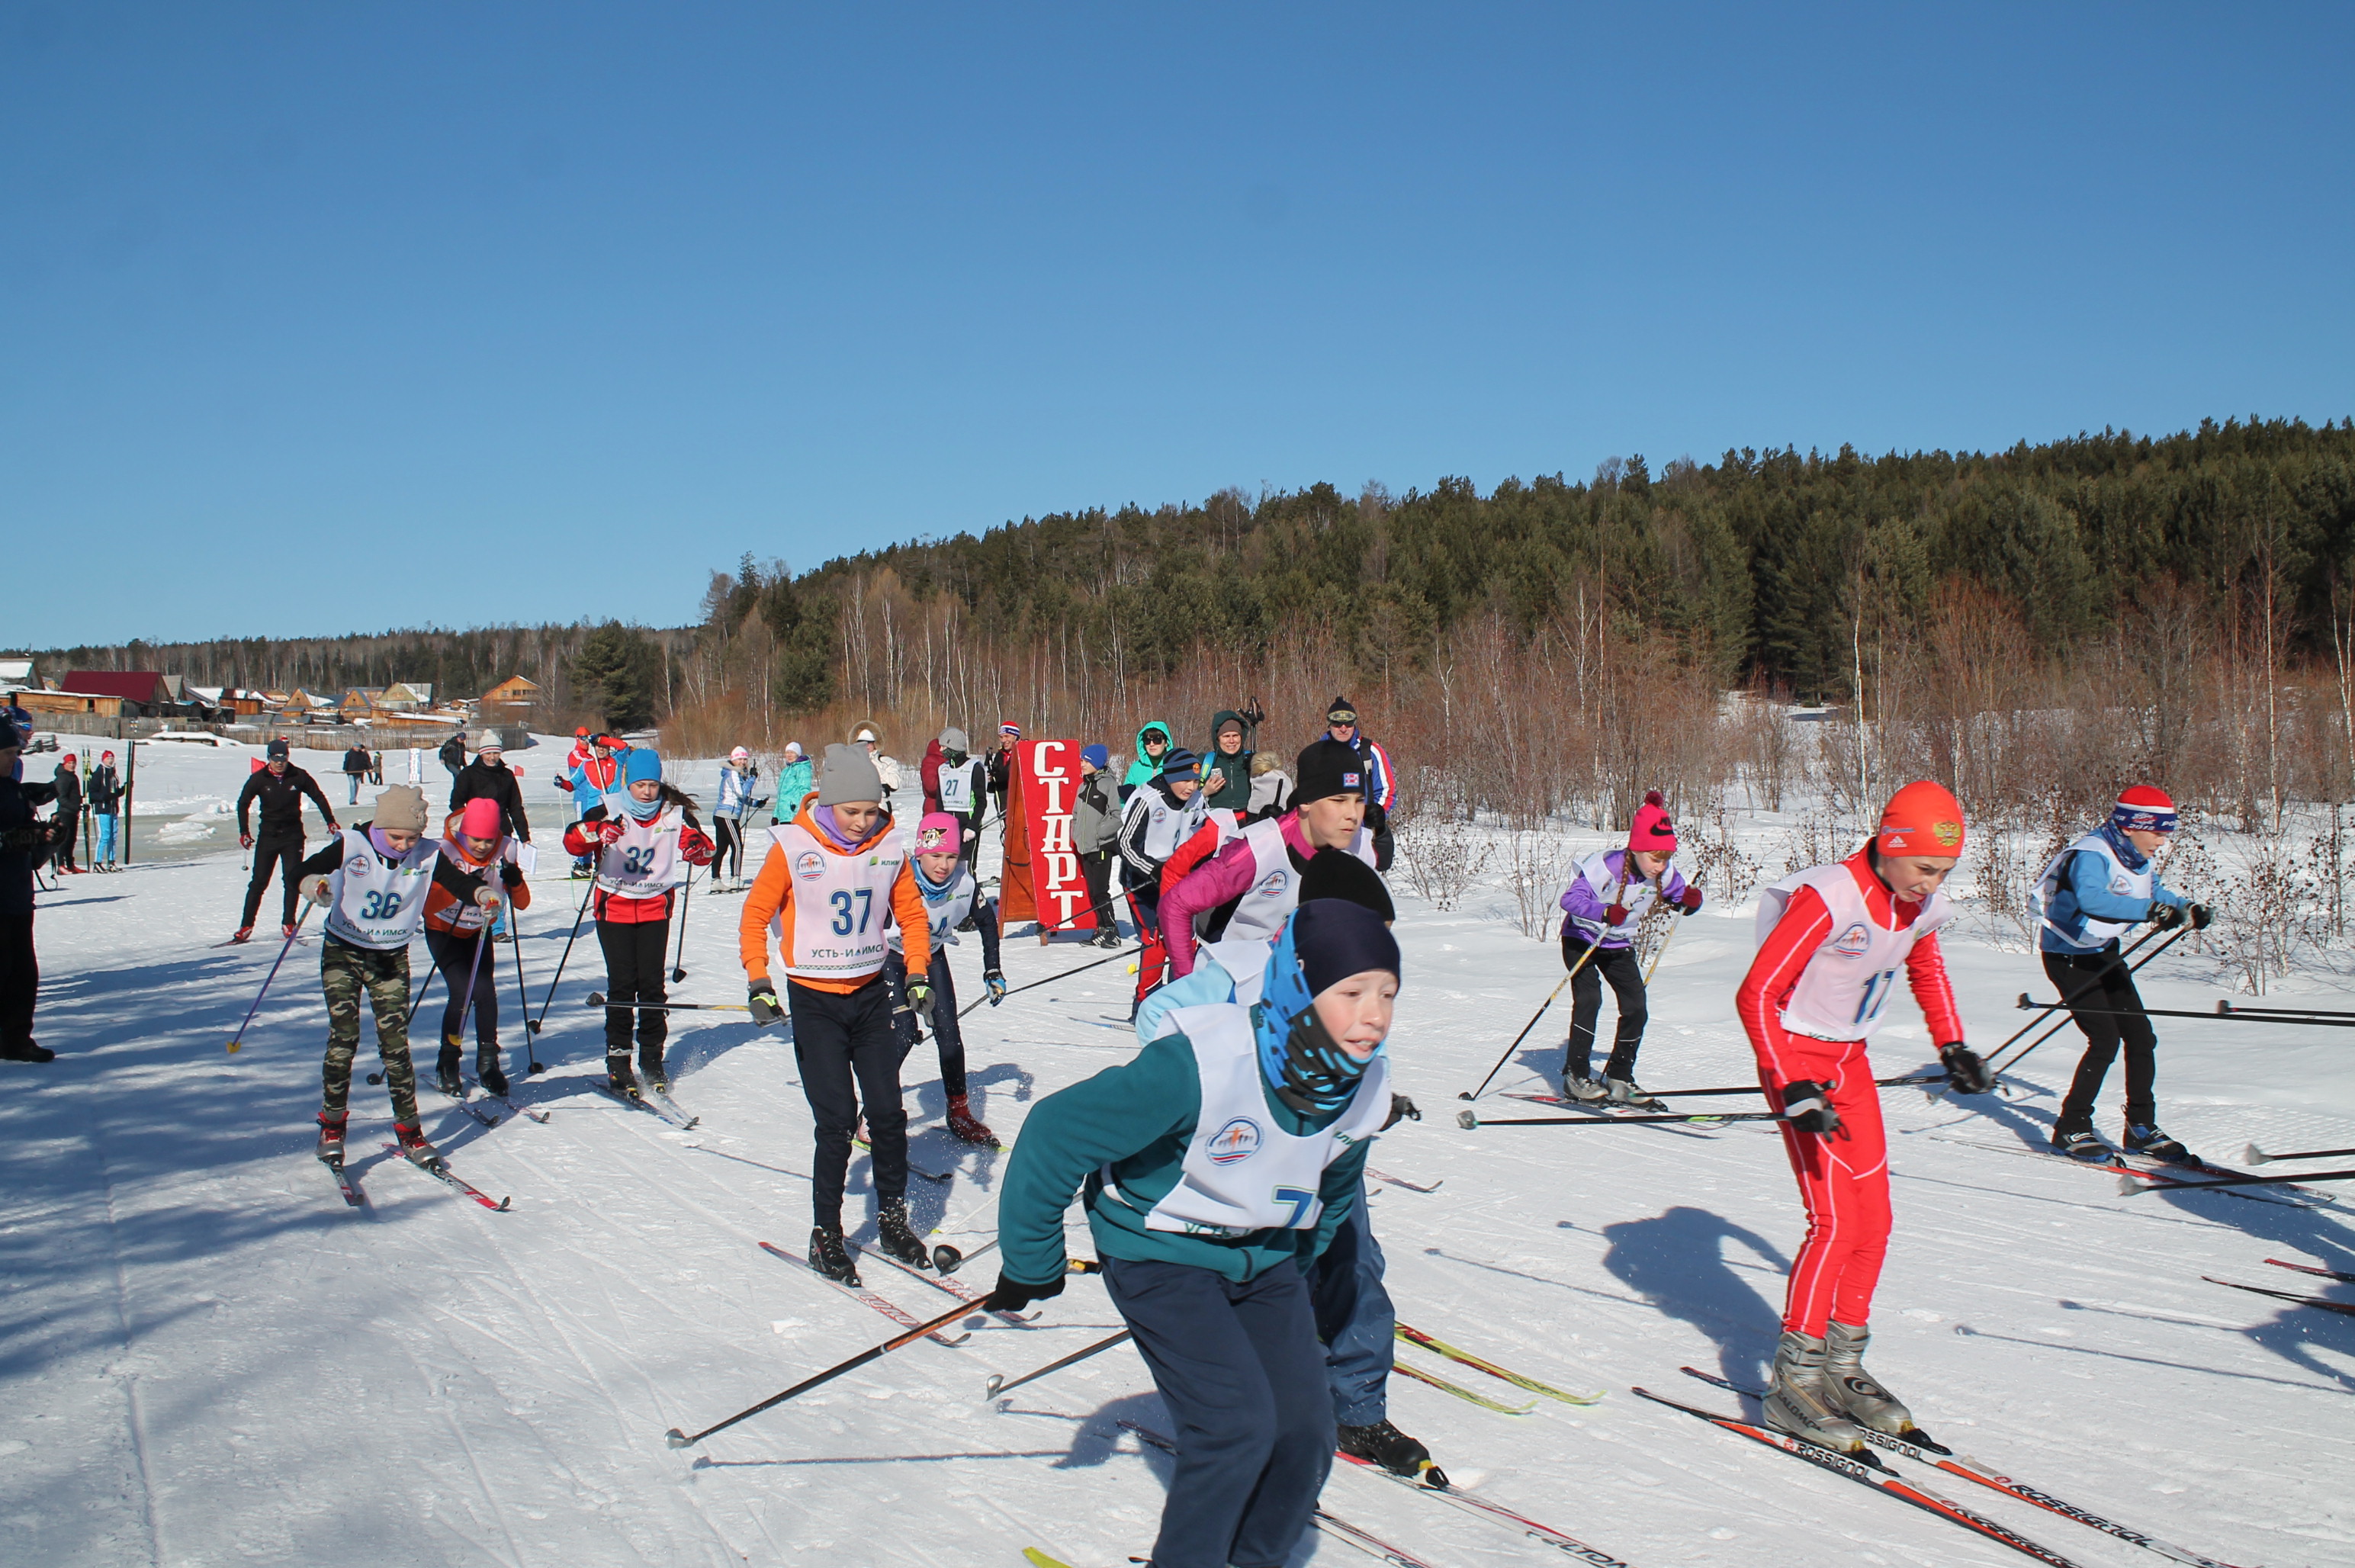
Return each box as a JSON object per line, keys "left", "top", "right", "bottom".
{"left": 940, "top": 726, "right": 969, "bottom": 753}
{"left": 374, "top": 784, "right": 428, "bottom": 834}
{"left": 817, "top": 742, "right": 884, "bottom": 806}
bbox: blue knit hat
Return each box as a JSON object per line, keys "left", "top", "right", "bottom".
{"left": 1081, "top": 743, "right": 1110, "bottom": 770}
{"left": 1159, "top": 746, "right": 1200, "bottom": 783}
{"left": 624, "top": 748, "right": 663, "bottom": 786}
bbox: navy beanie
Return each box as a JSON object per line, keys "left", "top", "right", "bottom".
{"left": 1298, "top": 849, "right": 1394, "bottom": 922}
{"left": 1292, "top": 898, "right": 1401, "bottom": 995}
{"left": 1159, "top": 746, "right": 1200, "bottom": 782}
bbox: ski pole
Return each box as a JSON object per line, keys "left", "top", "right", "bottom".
{"left": 956, "top": 941, "right": 1133, "bottom": 1019}
{"left": 2120, "top": 1166, "right": 2355, "bottom": 1194}
{"left": 533, "top": 876, "right": 599, "bottom": 1035}
{"left": 404, "top": 959, "right": 439, "bottom": 1026}
{"left": 1457, "top": 1107, "right": 1786, "bottom": 1128}
{"left": 2016, "top": 994, "right": 2355, "bottom": 1028}
{"left": 449, "top": 915, "right": 493, "bottom": 1056}
{"left": 1977, "top": 926, "right": 2174, "bottom": 1078}
{"left": 225, "top": 904, "right": 314, "bottom": 1054}
{"left": 985, "top": 1329, "right": 1133, "bottom": 1400}
{"left": 665, "top": 1298, "right": 978, "bottom": 1448}
{"left": 1647, "top": 1071, "right": 1946, "bottom": 1098}
{"left": 1641, "top": 909, "right": 1681, "bottom": 986}
{"left": 2244, "top": 1142, "right": 2355, "bottom": 1164}
{"left": 670, "top": 867, "right": 692, "bottom": 983}
{"left": 1460, "top": 873, "right": 1631, "bottom": 1101}
{"left": 2218, "top": 1001, "right": 2355, "bottom": 1019}
{"left": 585, "top": 993, "right": 751, "bottom": 1014}
{"left": 510, "top": 895, "right": 545, "bottom": 1072}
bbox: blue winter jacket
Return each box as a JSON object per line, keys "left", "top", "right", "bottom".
{"left": 2040, "top": 824, "right": 2189, "bottom": 954}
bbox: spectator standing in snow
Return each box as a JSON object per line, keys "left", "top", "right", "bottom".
{"left": 1322, "top": 699, "right": 1398, "bottom": 871}
{"left": 368, "top": 750, "right": 384, "bottom": 786}
{"left": 235, "top": 738, "right": 339, "bottom": 943}
{"left": 1553, "top": 791, "right": 1701, "bottom": 1108}
{"left": 713, "top": 746, "right": 761, "bottom": 885}
{"left": 87, "top": 750, "right": 123, "bottom": 870}
{"left": 1248, "top": 751, "right": 1293, "bottom": 823}
{"left": 1200, "top": 710, "right": 1255, "bottom": 817}
{"left": 773, "top": 741, "right": 813, "bottom": 824}
{"left": 449, "top": 735, "right": 530, "bottom": 843}
{"left": 1072, "top": 744, "right": 1122, "bottom": 948}
{"left": 850, "top": 722, "right": 905, "bottom": 817}
{"left": 47, "top": 754, "right": 83, "bottom": 874}
{"left": 438, "top": 731, "right": 467, "bottom": 784}
{"left": 3, "top": 696, "right": 31, "bottom": 781}
{"left": 0, "top": 732, "right": 59, "bottom": 1061}
{"left": 1121, "top": 720, "right": 1174, "bottom": 805}
{"left": 340, "top": 744, "right": 371, "bottom": 805}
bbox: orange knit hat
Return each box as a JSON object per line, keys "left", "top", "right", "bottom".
{"left": 1877, "top": 779, "right": 1965, "bottom": 856}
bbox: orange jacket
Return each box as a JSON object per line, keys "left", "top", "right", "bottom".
{"left": 740, "top": 802, "right": 930, "bottom": 992}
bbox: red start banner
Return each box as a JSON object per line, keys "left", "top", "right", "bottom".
{"left": 1015, "top": 738, "right": 1095, "bottom": 933}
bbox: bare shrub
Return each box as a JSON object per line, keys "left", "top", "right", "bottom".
{"left": 1393, "top": 777, "right": 1492, "bottom": 912}
{"left": 1504, "top": 825, "right": 1571, "bottom": 940}
{"left": 1685, "top": 803, "right": 1760, "bottom": 908}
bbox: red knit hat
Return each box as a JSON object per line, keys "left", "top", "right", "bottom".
{"left": 1878, "top": 779, "right": 1966, "bottom": 856}
{"left": 1628, "top": 791, "right": 1677, "bottom": 855}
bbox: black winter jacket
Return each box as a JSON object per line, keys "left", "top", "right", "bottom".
{"left": 449, "top": 759, "right": 531, "bottom": 842}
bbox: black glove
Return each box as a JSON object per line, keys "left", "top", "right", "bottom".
{"left": 2150, "top": 902, "right": 2185, "bottom": 932}
{"left": 2188, "top": 902, "right": 2213, "bottom": 930}
{"left": 982, "top": 1271, "right": 1067, "bottom": 1313}
{"left": 1938, "top": 1042, "right": 1993, "bottom": 1094}
{"left": 747, "top": 980, "right": 782, "bottom": 1028}
{"left": 907, "top": 978, "right": 935, "bottom": 1017}
{"left": 1778, "top": 1078, "right": 1841, "bottom": 1133}
{"left": 1384, "top": 1093, "right": 1421, "bottom": 1130}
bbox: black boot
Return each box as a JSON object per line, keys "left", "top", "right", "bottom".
{"left": 477, "top": 1056, "right": 509, "bottom": 1098}
{"left": 875, "top": 1197, "right": 932, "bottom": 1268}
{"left": 639, "top": 1045, "right": 668, "bottom": 1092}
{"left": 436, "top": 1044, "right": 463, "bottom": 1097}
{"left": 606, "top": 1054, "right": 638, "bottom": 1095}
{"left": 809, "top": 1224, "right": 861, "bottom": 1284}
{"left": 1338, "top": 1420, "right": 1443, "bottom": 1485}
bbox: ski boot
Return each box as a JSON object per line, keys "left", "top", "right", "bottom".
{"left": 0, "top": 1039, "right": 56, "bottom": 1062}
{"left": 1762, "top": 1329, "right": 1868, "bottom": 1455}
{"left": 946, "top": 1093, "right": 999, "bottom": 1146}
{"left": 606, "top": 1055, "right": 639, "bottom": 1096}
{"left": 1607, "top": 1076, "right": 1663, "bottom": 1110}
{"left": 478, "top": 1059, "right": 509, "bottom": 1098}
{"left": 875, "top": 1197, "right": 933, "bottom": 1269}
{"left": 2123, "top": 1122, "right": 2193, "bottom": 1164}
{"left": 229, "top": 926, "right": 254, "bottom": 945}
{"left": 1824, "top": 1322, "right": 1945, "bottom": 1450}
{"left": 394, "top": 1121, "right": 444, "bottom": 1171}
{"left": 436, "top": 1045, "right": 464, "bottom": 1098}
{"left": 316, "top": 1112, "right": 347, "bottom": 1166}
{"left": 1337, "top": 1420, "right": 1444, "bottom": 1486}
{"left": 640, "top": 1046, "right": 669, "bottom": 1094}
{"left": 809, "top": 1224, "right": 863, "bottom": 1285}
{"left": 1561, "top": 1073, "right": 1608, "bottom": 1103}
{"left": 2051, "top": 1118, "right": 2109, "bottom": 1161}
{"left": 1091, "top": 927, "right": 1123, "bottom": 950}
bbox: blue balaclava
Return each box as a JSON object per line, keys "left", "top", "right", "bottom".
{"left": 1252, "top": 898, "right": 1402, "bottom": 1116}
{"left": 622, "top": 748, "right": 665, "bottom": 820}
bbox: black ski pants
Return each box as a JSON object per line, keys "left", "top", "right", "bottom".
{"left": 1562, "top": 932, "right": 1647, "bottom": 1083}
{"left": 0, "top": 912, "right": 37, "bottom": 1055}
{"left": 1079, "top": 850, "right": 1115, "bottom": 938}
{"left": 882, "top": 947, "right": 966, "bottom": 1098}
{"left": 2048, "top": 944, "right": 2161, "bottom": 1129}
{"left": 788, "top": 975, "right": 906, "bottom": 1230}
{"left": 424, "top": 927, "right": 501, "bottom": 1063}
{"left": 712, "top": 817, "right": 744, "bottom": 881}
{"left": 596, "top": 914, "right": 670, "bottom": 1069}
{"left": 241, "top": 831, "right": 305, "bottom": 929}
{"left": 1103, "top": 1255, "right": 1333, "bottom": 1568}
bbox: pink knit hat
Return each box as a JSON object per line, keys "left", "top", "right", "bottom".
{"left": 1627, "top": 791, "right": 1677, "bottom": 855}
{"left": 460, "top": 798, "right": 504, "bottom": 841}
{"left": 914, "top": 811, "right": 965, "bottom": 853}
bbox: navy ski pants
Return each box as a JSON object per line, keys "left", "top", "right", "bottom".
{"left": 1102, "top": 1255, "right": 1333, "bottom": 1568}
{"left": 1309, "top": 1174, "right": 1396, "bottom": 1426}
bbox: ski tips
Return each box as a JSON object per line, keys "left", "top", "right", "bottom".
{"left": 1455, "top": 1109, "right": 1479, "bottom": 1129}
{"left": 2244, "top": 1142, "right": 2270, "bottom": 1165}
{"left": 663, "top": 1427, "right": 695, "bottom": 1449}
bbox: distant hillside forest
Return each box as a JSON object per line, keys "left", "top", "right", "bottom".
{"left": 40, "top": 419, "right": 2355, "bottom": 784}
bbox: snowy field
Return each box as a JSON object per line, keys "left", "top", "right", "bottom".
{"left": 5, "top": 735, "right": 2353, "bottom": 1567}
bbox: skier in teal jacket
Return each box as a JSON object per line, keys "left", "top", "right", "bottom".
{"left": 985, "top": 898, "right": 1402, "bottom": 1568}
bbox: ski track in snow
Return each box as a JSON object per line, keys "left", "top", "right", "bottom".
{"left": 3, "top": 737, "right": 2352, "bottom": 1565}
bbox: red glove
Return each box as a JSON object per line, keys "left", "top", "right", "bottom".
{"left": 593, "top": 820, "right": 626, "bottom": 847}
{"left": 680, "top": 827, "right": 715, "bottom": 866}
{"left": 1678, "top": 886, "right": 1704, "bottom": 914}
{"left": 554, "top": 776, "right": 574, "bottom": 792}
{"left": 239, "top": 833, "right": 254, "bottom": 850}
{"left": 1604, "top": 902, "right": 1628, "bottom": 926}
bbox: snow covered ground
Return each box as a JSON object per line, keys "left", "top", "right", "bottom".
{"left": 5, "top": 735, "right": 2352, "bottom": 1567}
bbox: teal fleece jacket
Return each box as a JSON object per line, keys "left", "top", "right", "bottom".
{"left": 998, "top": 1030, "right": 1372, "bottom": 1285}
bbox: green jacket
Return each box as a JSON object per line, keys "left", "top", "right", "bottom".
{"left": 1200, "top": 709, "right": 1254, "bottom": 814}
{"left": 999, "top": 1030, "right": 1371, "bottom": 1284}
{"left": 1123, "top": 718, "right": 1174, "bottom": 791}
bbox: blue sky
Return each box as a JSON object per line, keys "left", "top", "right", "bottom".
{"left": 5, "top": 3, "right": 2350, "bottom": 647}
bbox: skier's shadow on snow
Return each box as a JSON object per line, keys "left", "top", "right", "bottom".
{"left": 1595, "top": 1206, "right": 1789, "bottom": 1386}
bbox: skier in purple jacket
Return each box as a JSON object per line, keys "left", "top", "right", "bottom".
{"left": 1557, "top": 790, "right": 1701, "bottom": 1107}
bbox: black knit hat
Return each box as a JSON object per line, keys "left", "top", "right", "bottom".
{"left": 1298, "top": 847, "right": 1393, "bottom": 921}
{"left": 1326, "top": 697, "right": 1358, "bottom": 725}
{"left": 1294, "top": 738, "right": 1367, "bottom": 802}
{"left": 1159, "top": 746, "right": 1200, "bottom": 782}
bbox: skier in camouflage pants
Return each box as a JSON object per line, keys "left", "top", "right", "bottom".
{"left": 320, "top": 942, "right": 419, "bottom": 1125}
